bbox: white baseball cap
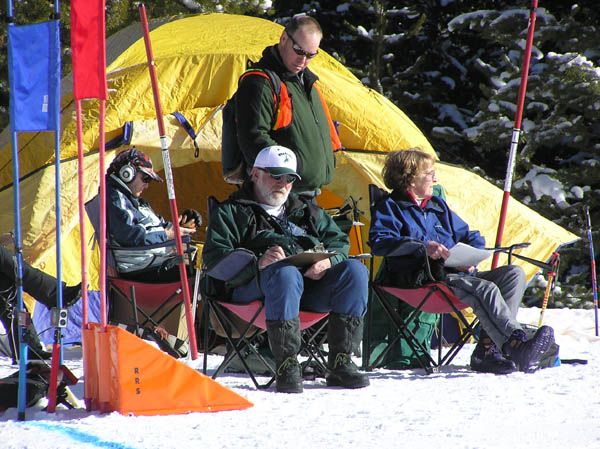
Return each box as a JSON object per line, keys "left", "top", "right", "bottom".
{"left": 253, "top": 145, "right": 301, "bottom": 179}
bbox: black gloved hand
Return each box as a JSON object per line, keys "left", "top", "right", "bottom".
{"left": 180, "top": 208, "right": 202, "bottom": 227}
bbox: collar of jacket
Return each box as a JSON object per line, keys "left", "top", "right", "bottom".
{"left": 390, "top": 189, "right": 444, "bottom": 213}
{"left": 107, "top": 174, "right": 145, "bottom": 209}
{"left": 259, "top": 44, "right": 319, "bottom": 89}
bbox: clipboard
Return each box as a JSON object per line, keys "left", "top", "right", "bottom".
{"left": 270, "top": 251, "right": 337, "bottom": 269}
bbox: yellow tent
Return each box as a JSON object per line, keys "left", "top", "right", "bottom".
{"left": 0, "top": 13, "right": 576, "bottom": 296}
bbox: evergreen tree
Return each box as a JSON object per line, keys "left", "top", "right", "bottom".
{"left": 0, "top": 0, "right": 272, "bottom": 130}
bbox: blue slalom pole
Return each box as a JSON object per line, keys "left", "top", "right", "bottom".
{"left": 6, "top": 0, "right": 29, "bottom": 421}
{"left": 47, "top": 0, "right": 64, "bottom": 412}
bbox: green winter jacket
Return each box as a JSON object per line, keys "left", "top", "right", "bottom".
{"left": 235, "top": 45, "right": 336, "bottom": 193}
{"left": 202, "top": 184, "right": 349, "bottom": 294}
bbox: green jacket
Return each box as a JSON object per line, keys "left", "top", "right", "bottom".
{"left": 202, "top": 184, "right": 349, "bottom": 293}
{"left": 235, "top": 45, "right": 336, "bottom": 193}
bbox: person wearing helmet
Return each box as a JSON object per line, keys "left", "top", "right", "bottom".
{"left": 105, "top": 148, "right": 201, "bottom": 282}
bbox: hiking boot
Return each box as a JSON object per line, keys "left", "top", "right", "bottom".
{"left": 62, "top": 283, "right": 82, "bottom": 308}
{"left": 275, "top": 356, "right": 303, "bottom": 393}
{"left": 326, "top": 353, "right": 370, "bottom": 388}
{"left": 503, "top": 326, "right": 555, "bottom": 373}
{"left": 470, "top": 339, "right": 516, "bottom": 375}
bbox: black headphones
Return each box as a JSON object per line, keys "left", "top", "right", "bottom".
{"left": 118, "top": 162, "right": 137, "bottom": 183}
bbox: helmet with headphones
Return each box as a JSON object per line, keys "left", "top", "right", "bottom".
{"left": 108, "top": 148, "right": 162, "bottom": 183}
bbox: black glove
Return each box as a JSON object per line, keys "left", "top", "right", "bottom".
{"left": 180, "top": 208, "right": 202, "bottom": 227}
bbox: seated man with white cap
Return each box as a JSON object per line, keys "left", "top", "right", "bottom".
{"left": 203, "top": 145, "right": 370, "bottom": 393}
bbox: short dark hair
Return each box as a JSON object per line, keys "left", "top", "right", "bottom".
{"left": 382, "top": 148, "right": 435, "bottom": 191}
{"left": 284, "top": 15, "right": 322, "bottom": 37}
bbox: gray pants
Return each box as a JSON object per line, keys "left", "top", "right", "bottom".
{"left": 446, "top": 265, "right": 526, "bottom": 349}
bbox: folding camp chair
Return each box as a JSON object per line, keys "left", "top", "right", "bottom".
{"left": 362, "top": 184, "right": 479, "bottom": 374}
{"left": 85, "top": 195, "right": 195, "bottom": 356}
{"left": 199, "top": 197, "right": 330, "bottom": 389}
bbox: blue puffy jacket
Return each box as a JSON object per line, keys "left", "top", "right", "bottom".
{"left": 368, "top": 190, "right": 484, "bottom": 272}
{"left": 106, "top": 174, "right": 170, "bottom": 247}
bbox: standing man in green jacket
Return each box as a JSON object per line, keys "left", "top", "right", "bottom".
{"left": 234, "top": 15, "right": 340, "bottom": 197}
{"left": 203, "top": 146, "right": 369, "bottom": 393}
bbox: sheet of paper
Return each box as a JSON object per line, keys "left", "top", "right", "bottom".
{"left": 444, "top": 243, "right": 493, "bottom": 268}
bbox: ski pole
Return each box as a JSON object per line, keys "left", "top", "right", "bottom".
{"left": 139, "top": 3, "right": 198, "bottom": 359}
{"left": 538, "top": 252, "right": 559, "bottom": 327}
{"left": 492, "top": 0, "right": 539, "bottom": 268}
{"left": 584, "top": 206, "right": 598, "bottom": 336}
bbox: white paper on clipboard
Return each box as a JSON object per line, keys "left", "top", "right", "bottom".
{"left": 444, "top": 243, "right": 493, "bottom": 268}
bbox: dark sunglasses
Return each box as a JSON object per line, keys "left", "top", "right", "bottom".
{"left": 260, "top": 168, "right": 297, "bottom": 184}
{"left": 140, "top": 172, "right": 153, "bottom": 183}
{"left": 286, "top": 31, "right": 318, "bottom": 59}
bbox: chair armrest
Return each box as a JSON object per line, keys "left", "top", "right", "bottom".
{"left": 206, "top": 248, "right": 257, "bottom": 281}
{"left": 386, "top": 239, "right": 426, "bottom": 257}
{"left": 109, "top": 236, "right": 189, "bottom": 253}
{"left": 381, "top": 239, "right": 438, "bottom": 283}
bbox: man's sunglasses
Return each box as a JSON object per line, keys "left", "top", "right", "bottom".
{"left": 286, "top": 31, "right": 318, "bottom": 59}
{"left": 260, "top": 168, "right": 297, "bottom": 184}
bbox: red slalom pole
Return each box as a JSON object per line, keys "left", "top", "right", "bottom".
{"left": 492, "top": 0, "right": 539, "bottom": 268}
{"left": 138, "top": 3, "right": 198, "bottom": 359}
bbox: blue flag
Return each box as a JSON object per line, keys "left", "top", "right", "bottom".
{"left": 8, "top": 20, "right": 61, "bottom": 132}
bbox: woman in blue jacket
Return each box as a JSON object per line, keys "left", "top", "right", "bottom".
{"left": 369, "top": 148, "right": 555, "bottom": 374}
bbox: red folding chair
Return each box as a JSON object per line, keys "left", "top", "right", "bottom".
{"left": 205, "top": 297, "right": 329, "bottom": 389}
{"left": 85, "top": 195, "right": 194, "bottom": 357}
{"left": 364, "top": 278, "right": 479, "bottom": 374}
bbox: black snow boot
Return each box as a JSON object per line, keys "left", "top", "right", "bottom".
{"left": 1, "top": 301, "right": 51, "bottom": 364}
{"left": 22, "top": 265, "right": 81, "bottom": 309}
{"left": 326, "top": 314, "right": 370, "bottom": 389}
{"left": 0, "top": 246, "right": 82, "bottom": 309}
{"left": 267, "top": 318, "right": 303, "bottom": 393}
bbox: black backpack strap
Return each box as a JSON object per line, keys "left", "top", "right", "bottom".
{"left": 239, "top": 69, "right": 282, "bottom": 120}
{"left": 171, "top": 112, "right": 200, "bottom": 157}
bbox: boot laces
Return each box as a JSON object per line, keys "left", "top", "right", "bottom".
{"left": 277, "top": 356, "right": 299, "bottom": 376}
{"left": 333, "top": 353, "right": 352, "bottom": 369}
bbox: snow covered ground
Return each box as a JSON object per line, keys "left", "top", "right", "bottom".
{"left": 1, "top": 307, "right": 599, "bottom": 449}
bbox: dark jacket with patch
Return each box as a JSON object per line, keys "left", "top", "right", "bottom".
{"left": 234, "top": 45, "right": 336, "bottom": 193}
{"left": 202, "top": 183, "right": 348, "bottom": 292}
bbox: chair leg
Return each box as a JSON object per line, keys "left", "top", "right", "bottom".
{"left": 368, "top": 287, "right": 435, "bottom": 374}
{"left": 299, "top": 318, "right": 329, "bottom": 378}
{"left": 208, "top": 301, "right": 276, "bottom": 389}
{"left": 362, "top": 283, "right": 375, "bottom": 370}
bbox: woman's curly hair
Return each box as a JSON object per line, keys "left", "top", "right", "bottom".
{"left": 382, "top": 148, "right": 435, "bottom": 191}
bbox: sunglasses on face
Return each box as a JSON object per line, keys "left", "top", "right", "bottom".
{"left": 286, "top": 31, "right": 318, "bottom": 59}
{"left": 260, "top": 168, "right": 297, "bottom": 184}
{"left": 140, "top": 173, "right": 153, "bottom": 183}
